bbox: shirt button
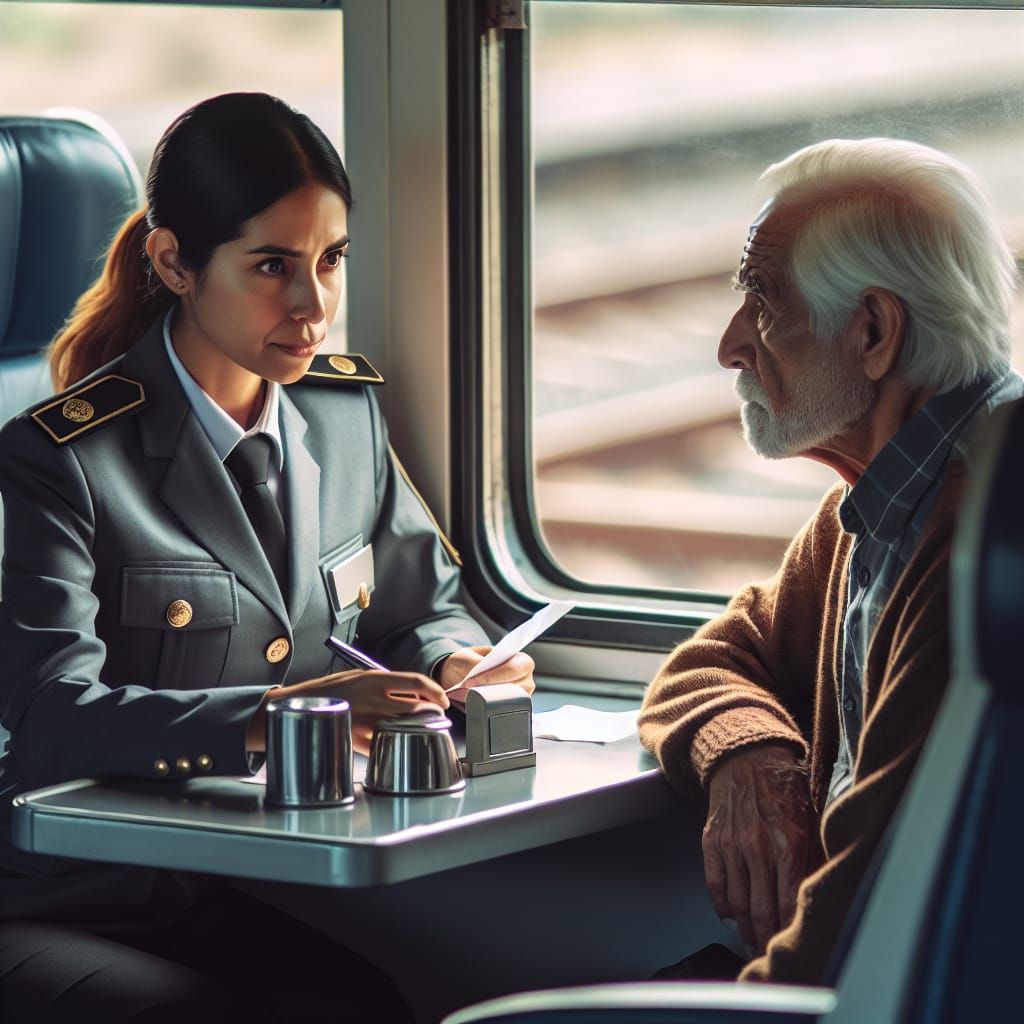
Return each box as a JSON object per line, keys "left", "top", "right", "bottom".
{"left": 858, "top": 565, "right": 871, "bottom": 586}
{"left": 266, "top": 637, "right": 290, "bottom": 663}
{"left": 843, "top": 696, "right": 856, "bottom": 712}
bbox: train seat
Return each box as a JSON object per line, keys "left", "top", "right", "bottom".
{"left": 442, "top": 397, "right": 1024, "bottom": 1024}
{"left": 0, "top": 111, "right": 142, "bottom": 427}
{"left": 0, "top": 112, "right": 141, "bottom": 573}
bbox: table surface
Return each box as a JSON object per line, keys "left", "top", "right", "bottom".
{"left": 12, "top": 692, "right": 676, "bottom": 887}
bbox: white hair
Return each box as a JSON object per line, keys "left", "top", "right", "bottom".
{"left": 759, "top": 138, "right": 1018, "bottom": 393}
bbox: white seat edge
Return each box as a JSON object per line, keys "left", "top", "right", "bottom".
{"left": 441, "top": 981, "right": 837, "bottom": 1024}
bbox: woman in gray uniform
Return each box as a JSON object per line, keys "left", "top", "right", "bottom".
{"left": 0, "top": 92, "right": 533, "bottom": 1023}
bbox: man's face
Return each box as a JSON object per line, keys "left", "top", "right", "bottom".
{"left": 718, "top": 200, "right": 873, "bottom": 460}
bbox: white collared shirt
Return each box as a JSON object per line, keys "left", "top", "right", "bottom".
{"left": 162, "top": 311, "right": 286, "bottom": 505}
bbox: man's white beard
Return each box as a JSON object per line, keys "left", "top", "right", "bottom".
{"left": 736, "top": 351, "right": 874, "bottom": 460}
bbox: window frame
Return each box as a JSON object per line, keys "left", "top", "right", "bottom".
{"left": 450, "top": 0, "right": 724, "bottom": 668}
{"left": 449, "top": 0, "right": 1024, "bottom": 669}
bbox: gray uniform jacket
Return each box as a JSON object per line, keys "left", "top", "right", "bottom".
{"left": 0, "top": 318, "right": 488, "bottom": 887}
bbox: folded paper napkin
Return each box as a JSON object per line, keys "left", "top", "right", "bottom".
{"left": 532, "top": 705, "right": 640, "bottom": 743}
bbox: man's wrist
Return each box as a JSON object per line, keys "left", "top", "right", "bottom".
{"left": 707, "top": 741, "right": 807, "bottom": 793}
{"left": 692, "top": 707, "right": 809, "bottom": 788}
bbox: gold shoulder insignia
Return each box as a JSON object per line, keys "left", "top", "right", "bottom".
{"left": 299, "top": 354, "right": 384, "bottom": 386}
{"left": 31, "top": 374, "right": 146, "bottom": 445}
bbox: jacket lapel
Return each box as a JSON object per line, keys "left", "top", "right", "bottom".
{"left": 122, "top": 320, "right": 289, "bottom": 624}
{"left": 279, "top": 390, "right": 321, "bottom": 624}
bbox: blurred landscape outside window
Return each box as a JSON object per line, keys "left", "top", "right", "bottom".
{"left": 0, "top": 3, "right": 346, "bottom": 346}
{"left": 531, "top": 2, "right": 1024, "bottom": 597}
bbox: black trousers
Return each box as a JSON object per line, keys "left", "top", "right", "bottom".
{"left": 0, "top": 878, "right": 413, "bottom": 1023}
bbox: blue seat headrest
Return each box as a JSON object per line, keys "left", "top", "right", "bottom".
{"left": 0, "top": 114, "right": 142, "bottom": 358}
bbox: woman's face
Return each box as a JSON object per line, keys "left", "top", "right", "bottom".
{"left": 167, "top": 180, "right": 349, "bottom": 411}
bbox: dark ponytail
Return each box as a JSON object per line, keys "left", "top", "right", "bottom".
{"left": 50, "top": 93, "right": 352, "bottom": 389}
{"left": 50, "top": 209, "right": 175, "bottom": 390}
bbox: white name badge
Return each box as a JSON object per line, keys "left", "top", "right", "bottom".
{"left": 328, "top": 543, "right": 375, "bottom": 613}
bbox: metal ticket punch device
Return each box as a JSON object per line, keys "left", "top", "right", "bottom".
{"left": 460, "top": 683, "right": 537, "bottom": 777}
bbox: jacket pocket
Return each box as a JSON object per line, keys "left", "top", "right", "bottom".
{"left": 319, "top": 536, "right": 374, "bottom": 643}
{"left": 120, "top": 563, "right": 238, "bottom": 690}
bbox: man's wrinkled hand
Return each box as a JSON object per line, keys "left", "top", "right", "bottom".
{"left": 703, "top": 743, "right": 817, "bottom": 956}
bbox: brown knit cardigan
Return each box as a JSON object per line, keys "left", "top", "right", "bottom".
{"left": 639, "top": 463, "right": 963, "bottom": 984}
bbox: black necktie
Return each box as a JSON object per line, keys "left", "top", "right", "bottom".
{"left": 225, "top": 435, "right": 288, "bottom": 596}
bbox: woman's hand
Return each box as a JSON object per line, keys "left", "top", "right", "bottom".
{"left": 322, "top": 670, "right": 449, "bottom": 754}
{"left": 247, "top": 669, "right": 449, "bottom": 756}
{"left": 438, "top": 646, "right": 536, "bottom": 705}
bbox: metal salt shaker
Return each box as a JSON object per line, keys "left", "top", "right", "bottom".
{"left": 265, "top": 696, "right": 355, "bottom": 807}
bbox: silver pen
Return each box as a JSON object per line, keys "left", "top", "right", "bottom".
{"left": 325, "top": 636, "right": 439, "bottom": 705}
{"left": 325, "top": 635, "right": 389, "bottom": 671}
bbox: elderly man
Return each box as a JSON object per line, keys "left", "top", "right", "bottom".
{"left": 639, "top": 138, "right": 1022, "bottom": 984}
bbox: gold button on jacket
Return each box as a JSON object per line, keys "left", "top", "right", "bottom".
{"left": 154, "top": 759, "right": 170, "bottom": 777}
{"left": 166, "top": 599, "right": 193, "bottom": 628}
{"left": 265, "top": 637, "right": 290, "bottom": 663}
{"left": 175, "top": 757, "right": 192, "bottom": 775}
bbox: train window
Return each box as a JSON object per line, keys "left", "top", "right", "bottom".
{"left": 526, "top": 2, "right": 1024, "bottom": 599}
{"left": 0, "top": 1, "right": 346, "bottom": 342}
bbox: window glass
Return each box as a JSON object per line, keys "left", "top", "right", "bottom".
{"left": 0, "top": 2, "right": 346, "bottom": 344}
{"left": 530, "top": 2, "right": 1024, "bottom": 595}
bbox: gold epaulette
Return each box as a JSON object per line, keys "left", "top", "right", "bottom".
{"left": 299, "top": 354, "right": 384, "bottom": 386}
{"left": 31, "top": 374, "right": 146, "bottom": 445}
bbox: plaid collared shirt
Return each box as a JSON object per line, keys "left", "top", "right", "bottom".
{"left": 826, "top": 366, "right": 1023, "bottom": 808}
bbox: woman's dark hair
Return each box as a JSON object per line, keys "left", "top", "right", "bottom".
{"left": 51, "top": 92, "right": 352, "bottom": 389}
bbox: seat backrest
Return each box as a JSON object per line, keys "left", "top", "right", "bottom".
{"left": 0, "top": 111, "right": 143, "bottom": 420}
{"left": 832, "top": 395, "right": 1024, "bottom": 1023}
{"left": 0, "top": 112, "right": 142, "bottom": 588}
{"left": 901, "top": 394, "right": 1024, "bottom": 1023}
